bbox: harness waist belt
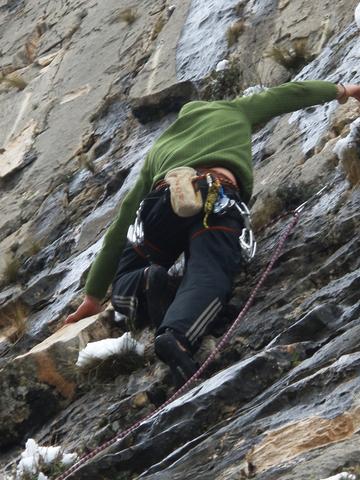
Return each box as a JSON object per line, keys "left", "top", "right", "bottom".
{"left": 154, "top": 167, "right": 239, "bottom": 191}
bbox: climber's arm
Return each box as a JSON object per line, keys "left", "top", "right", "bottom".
{"left": 232, "top": 80, "right": 358, "bottom": 126}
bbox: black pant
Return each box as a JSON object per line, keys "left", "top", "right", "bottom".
{"left": 111, "top": 184, "right": 244, "bottom": 351}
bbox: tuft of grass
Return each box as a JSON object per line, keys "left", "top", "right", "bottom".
{"left": 3, "top": 255, "right": 21, "bottom": 284}
{"left": 199, "top": 56, "right": 244, "bottom": 101}
{"left": 226, "top": 20, "right": 245, "bottom": 47}
{"left": 343, "top": 464, "right": 360, "bottom": 478}
{"left": 27, "top": 240, "right": 42, "bottom": 256}
{"left": 77, "top": 351, "right": 144, "bottom": 382}
{"left": 151, "top": 15, "right": 166, "bottom": 41}
{"left": 234, "top": 1, "right": 246, "bottom": 16}
{"left": 116, "top": 8, "right": 138, "bottom": 25}
{"left": 290, "top": 350, "right": 302, "bottom": 368}
{"left": 0, "top": 302, "right": 29, "bottom": 344}
{"left": 266, "top": 39, "right": 313, "bottom": 71}
{"left": 78, "top": 152, "right": 95, "bottom": 174}
{"left": 0, "top": 73, "right": 27, "bottom": 90}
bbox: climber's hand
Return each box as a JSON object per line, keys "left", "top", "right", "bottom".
{"left": 337, "top": 84, "right": 360, "bottom": 103}
{"left": 65, "top": 295, "right": 103, "bottom": 324}
{"left": 346, "top": 84, "right": 360, "bottom": 102}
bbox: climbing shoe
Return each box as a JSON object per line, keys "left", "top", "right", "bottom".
{"left": 155, "top": 329, "right": 198, "bottom": 388}
{"left": 145, "top": 265, "right": 177, "bottom": 328}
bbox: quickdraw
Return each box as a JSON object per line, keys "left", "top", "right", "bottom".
{"left": 213, "top": 184, "right": 257, "bottom": 262}
{"left": 127, "top": 201, "right": 145, "bottom": 246}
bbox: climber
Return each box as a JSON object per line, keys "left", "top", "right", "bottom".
{"left": 65, "top": 81, "right": 360, "bottom": 387}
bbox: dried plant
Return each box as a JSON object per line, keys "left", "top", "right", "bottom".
{"left": 16, "top": 445, "right": 73, "bottom": 480}
{"left": 266, "top": 39, "right": 313, "bottom": 71}
{"left": 78, "top": 152, "right": 95, "bottom": 174}
{"left": 0, "top": 73, "right": 27, "bottom": 90}
{"left": 27, "top": 240, "right": 42, "bottom": 256}
{"left": 24, "top": 19, "right": 47, "bottom": 63}
{"left": 234, "top": 1, "right": 245, "bottom": 16}
{"left": 199, "top": 57, "right": 244, "bottom": 101}
{"left": 3, "top": 255, "right": 21, "bottom": 284}
{"left": 0, "top": 302, "right": 29, "bottom": 344}
{"left": 151, "top": 15, "right": 165, "bottom": 41}
{"left": 77, "top": 351, "right": 144, "bottom": 381}
{"left": 116, "top": 8, "right": 138, "bottom": 25}
{"left": 226, "top": 20, "right": 245, "bottom": 47}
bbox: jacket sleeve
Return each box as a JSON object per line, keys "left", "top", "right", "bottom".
{"left": 85, "top": 159, "right": 153, "bottom": 300}
{"left": 232, "top": 80, "right": 338, "bottom": 126}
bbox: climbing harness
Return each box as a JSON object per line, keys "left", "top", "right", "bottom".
{"left": 56, "top": 181, "right": 333, "bottom": 480}
{"left": 128, "top": 172, "right": 256, "bottom": 261}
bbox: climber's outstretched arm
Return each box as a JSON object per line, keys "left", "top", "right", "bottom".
{"left": 233, "top": 80, "right": 360, "bottom": 126}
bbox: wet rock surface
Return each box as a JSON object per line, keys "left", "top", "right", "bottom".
{"left": 0, "top": 314, "right": 115, "bottom": 451}
{"left": 1, "top": 0, "right": 360, "bottom": 479}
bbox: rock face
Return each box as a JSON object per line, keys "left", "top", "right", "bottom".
{"left": 1, "top": 0, "right": 360, "bottom": 479}
{"left": 0, "top": 314, "right": 113, "bottom": 450}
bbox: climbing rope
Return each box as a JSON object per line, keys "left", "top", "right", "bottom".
{"left": 55, "top": 186, "right": 329, "bottom": 480}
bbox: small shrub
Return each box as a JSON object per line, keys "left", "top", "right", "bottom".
{"left": 0, "top": 302, "right": 28, "bottom": 343}
{"left": 234, "top": 1, "right": 246, "bottom": 17}
{"left": 266, "top": 39, "right": 313, "bottom": 72}
{"left": 151, "top": 15, "right": 165, "bottom": 41}
{"left": 0, "top": 73, "right": 27, "bottom": 90}
{"left": 226, "top": 20, "right": 245, "bottom": 47}
{"left": 290, "top": 351, "right": 302, "bottom": 368}
{"left": 198, "top": 57, "right": 244, "bottom": 101}
{"left": 27, "top": 241, "right": 42, "bottom": 256}
{"left": 78, "top": 152, "right": 95, "bottom": 174}
{"left": 343, "top": 464, "right": 360, "bottom": 478}
{"left": 3, "top": 256, "right": 21, "bottom": 284}
{"left": 117, "top": 8, "right": 138, "bottom": 25}
{"left": 78, "top": 352, "right": 144, "bottom": 381}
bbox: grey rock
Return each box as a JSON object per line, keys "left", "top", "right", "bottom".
{"left": 130, "top": 81, "right": 197, "bottom": 123}
{"left": 1, "top": 1, "right": 360, "bottom": 479}
{"left": 26, "top": 187, "right": 69, "bottom": 246}
{"left": 19, "top": 270, "right": 67, "bottom": 309}
{"left": 72, "top": 345, "right": 307, "bottom": 479}
{"left": 0, "top": 314, "right": 113, "bottom": 450}
{"left": 268, "top": 303, "right": 343, "bottom": 347}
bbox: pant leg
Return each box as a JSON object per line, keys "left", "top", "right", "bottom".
{"left": 111, "top": 242, "right": 150, "bottom": 328}
{"left": 111, "top": 188, "right": 192, "bottom": 328}
{"left": 157, "top": 212, "right": 243, "bottom": 351}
